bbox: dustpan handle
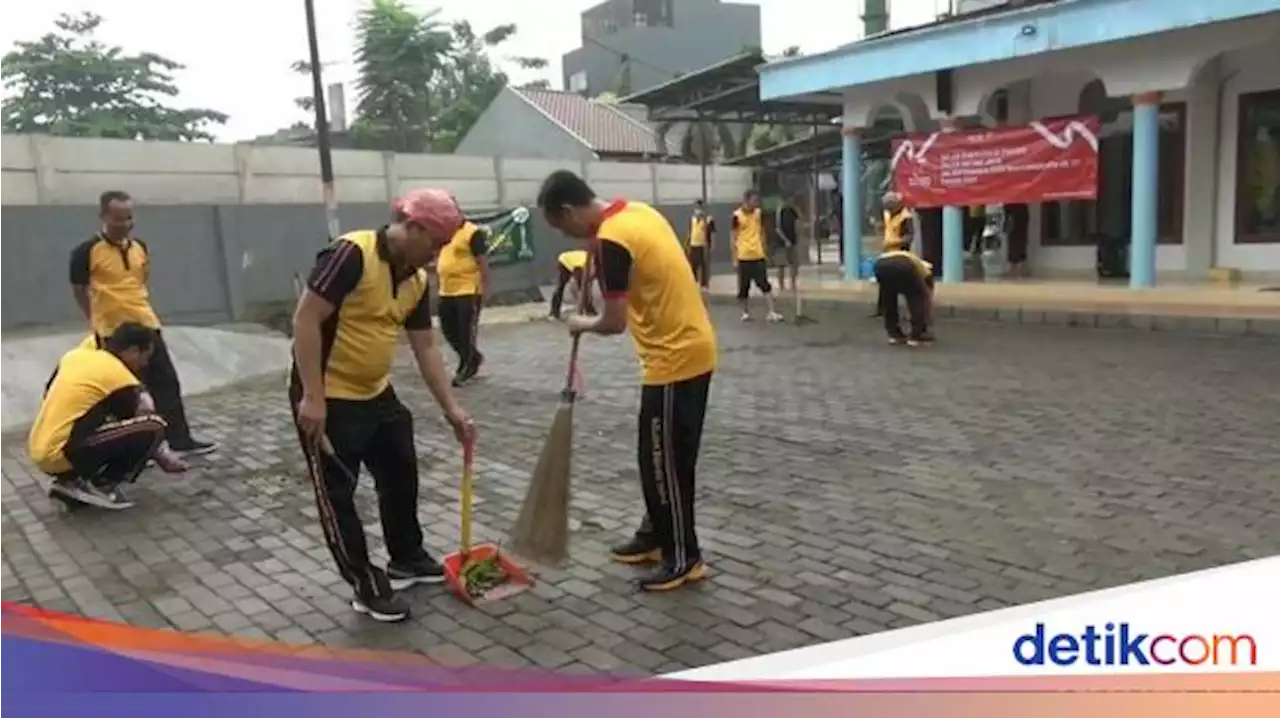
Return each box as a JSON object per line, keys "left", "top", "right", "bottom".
{"left": 460, "top": 437, "right": 475, "bottom": 553}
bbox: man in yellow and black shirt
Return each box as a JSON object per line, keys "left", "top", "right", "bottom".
{"left": 874, "top": 191, "right": 918, "bottom": 319}
{"left": 874, "top": 193, "right": 935, "bottom": 346}
{"left": 290, "top": 188, "right": 476, "bottom": 623}
{"left": 435, "top": 218, "right": 491, "bottom": 386}
{"left": 548, "top": 249, "right": 592, "bottom": 320}
{"left": 687, "top": 198, "right": 715, "bottom": 290}
{"left": 732, "top": 189, "right": 781, "bottom": 322}
{"left": 28, "top": 323, "right": 186, "bottom": 510}
{"left": 69, "top": 190, "right": 216, "bottom": 457}
{"left": 538, "top": 170, "right": 717, "bottom": 592}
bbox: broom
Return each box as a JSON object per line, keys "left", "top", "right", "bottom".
{"left": 506, "top": 274, "right": 591, "bottom": 567}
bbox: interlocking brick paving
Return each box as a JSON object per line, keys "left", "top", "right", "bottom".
{"left": 4, "top": 307, "right": 1278, "bottom": 674}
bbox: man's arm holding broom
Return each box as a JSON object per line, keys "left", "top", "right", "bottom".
{"left": 404, "top": 291, "right": 476, "bottom": 444}
{"left": 566, "top": 239, "right": 629, "bottom": 337}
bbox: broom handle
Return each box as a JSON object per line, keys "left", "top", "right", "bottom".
{"left": 563, "top": 254, "right": 593, "bottom": 391}
{"left": 565, "top": 335, "right": 582, "bottom": 392}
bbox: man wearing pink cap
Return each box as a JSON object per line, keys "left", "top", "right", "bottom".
{"left": 290, "top": 188, "right": 476, "bottom": 622}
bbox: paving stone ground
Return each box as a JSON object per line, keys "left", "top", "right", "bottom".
{"left": 4, "top": 307, "right": 1279, "bottom": 674}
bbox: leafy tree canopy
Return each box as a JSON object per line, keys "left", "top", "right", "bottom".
{"left": 290, "top": 0, "right": 550, "bottom": 153}
{"left": 1, "top": 12, "right": 227, "bottom": 141}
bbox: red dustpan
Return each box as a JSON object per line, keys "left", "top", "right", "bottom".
{"left": 442, "top": 439, "right": 535, "bottom": 606}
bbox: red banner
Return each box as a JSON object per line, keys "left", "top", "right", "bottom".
{"left": 891, "top": 115, "right": 1100, "bottom": 208}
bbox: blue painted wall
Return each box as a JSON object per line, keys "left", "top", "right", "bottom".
{"left": 759, "top": 0, "right": 1280, "bottom": 100}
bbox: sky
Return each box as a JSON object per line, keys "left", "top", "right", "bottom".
{"left": 0, "top": 0, "right": 945, "bottom": 142}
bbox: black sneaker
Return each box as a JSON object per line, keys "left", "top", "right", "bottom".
{"left": 350, "top": 590, "right": 411, "bottom": 622}
{"left": 386, "top": 557, "right": 446, "bottom": 590}
{"left": 610, "top": 535, "right": 661, "bottom": 565}
{"left": 172, "top": 439, "right": 218, "bottom": 456}
{"left": 61, "top": 479, "right": 136, "bottom": 510}
{"left": 637, "top": 561, "right": 709, "bottom": 592}
{"left": 451, "top": 375, "right": 466, "bottom": 388}
{"left": 464, "top": 353, "right": 485, "bottom": 381}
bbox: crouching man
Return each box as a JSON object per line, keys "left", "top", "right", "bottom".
{"left": 28, "top": 323, "right": 187, "bottom": 510}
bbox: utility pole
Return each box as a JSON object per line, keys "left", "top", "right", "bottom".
{"left": 304, "top": 0, "right": 340, "bottom": 240}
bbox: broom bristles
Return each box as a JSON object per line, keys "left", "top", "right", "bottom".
{"left": 508, "top": 400, "right": 575, "bottom": 566}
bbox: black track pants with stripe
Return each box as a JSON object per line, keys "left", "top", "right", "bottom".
{"left": 288, "top": 382, "right": 428, "bottom": 598}
{"left": 438, "top": 295, "right": 483, "bottom": 377}
{"left": 62, "top": 414, "right": 167, "bottom": 488}
{"left": 635, "top": 371, "right": 712, "bottom": 571}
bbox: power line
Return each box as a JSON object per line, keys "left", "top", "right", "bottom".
{"left": 582, "top": 35, "right": 681, "bottom": 79}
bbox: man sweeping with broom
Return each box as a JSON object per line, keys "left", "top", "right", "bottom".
{"left": 536, "top": 170, "right": 717, "bottom": 592}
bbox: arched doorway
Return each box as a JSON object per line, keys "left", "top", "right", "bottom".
{"left": 1040, "top": 80, "right": 1186, "bottom": 259}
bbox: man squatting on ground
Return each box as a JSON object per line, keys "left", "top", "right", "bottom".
{"left": 70, "top": 190, "right": 217, "bottom": 457}
{"left": 434, "top": 208, "right": 491, "bottom": 387}
{"left": 28, "top": 323, "right": 188, "bottom": 510}
{"left": 538, "top": 170, "right": 719, "bottom": 591}
{"left": 874, "top": 194, "right": 936, "bottom": 347}
{"left": 290, "top": 188, "right": 477, "bottom": 623}
{"left": 548, "top": 249, "right": 595, "bottom": 320}
{"left": 686, "top": 199, "right": 715, "bottom": 291}
{"left": 732, "top": 189, "right": 782, "bottom": 323}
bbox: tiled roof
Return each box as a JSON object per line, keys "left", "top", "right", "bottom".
{"left": 511, "top": 87, "right": 679, "bottom": 157}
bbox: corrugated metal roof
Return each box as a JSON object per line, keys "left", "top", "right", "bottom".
{"left": 511, "top": 87, "right": 680, "bottom": 157}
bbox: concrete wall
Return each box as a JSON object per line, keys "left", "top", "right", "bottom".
{"left": 453, "top": 88, "right": 599, "bottom": 161}
{"left": 0, "top": 135, "right": 754, "bottom": 330}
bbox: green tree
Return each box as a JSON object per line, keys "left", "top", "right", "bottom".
{"left": 342, "top": 0, "right": 549, "bottom": 153}
{"left": 1, "top": 12, "right": 227, "bottom": 141}
{"left": 423, "top": 20, "right": 547, "bottom": 152}
{"left": 347, "top": 0, "right": 452, "bottom": 153}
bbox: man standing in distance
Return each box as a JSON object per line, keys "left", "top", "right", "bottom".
{"left": 69, "top": 191, "right": 217, "bottom": 456}
{"left": 687, "top": 199, "right": 715, "bottom": 291}
{"left": 732, "top": 189, "right": 782, "bottom": 323}
{"left": 291, "top": 188, "right": 476, "bottom": 622}
{"left": 773, "top": 195, "right": 801, "bottom": 299}
{"left": 548, "top": 249, "right": 592, "bottom": 320}
{"left": 435, "top": 210, "right": 491, "bottom": 387}
{"left": 538, "top": 170, "right": 717, "bottom": 592}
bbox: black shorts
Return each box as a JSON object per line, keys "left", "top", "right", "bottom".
{"left": 770, "top": 243, "right": 799, "bottom": 268}
{"left": 736, "top": 259, "right": 771, "bottom": 299}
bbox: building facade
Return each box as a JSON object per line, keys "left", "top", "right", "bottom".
{"left": 562, "top": 0, "right": 760, "bottom": 98}
{"left": 757, "top": 0, "right": 1280, "bottom": 285}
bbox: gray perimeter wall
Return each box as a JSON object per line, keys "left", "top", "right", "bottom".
{"left": 1, "top": 135, "right": 754, "bottom": 330}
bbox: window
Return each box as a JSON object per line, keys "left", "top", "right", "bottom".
{"left": 1235, "top": 89, "right": 1280, "bottom": 244}
{"left": 568, "top": 71, "right": 588, "bottom": 94}
{"left": 631, "top": 0, "right": 673, "bottom": 28}
{"left": 1041, "top": 103, "right": 1185, "bottom": 246}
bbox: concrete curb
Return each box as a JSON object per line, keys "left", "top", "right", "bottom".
{"left": 706, "top": 294, "right": 1280, "bottom": 338}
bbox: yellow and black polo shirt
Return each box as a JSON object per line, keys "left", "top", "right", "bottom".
{"left": 557, "top": 250, "right": 589, "bottom": 273}
{"left": 69, "top": 234, "right": 160, "bottom": 338}
{"left": 883, "top": 208, "right": 915, "bottom": 250}
{"left": 731, "top": 206, "right": 765, "bottom": 261}
{"left": 689, "top": 214, "right": 714, "bottom": 248}
{"left": 436, "top": 221, "right": 489, "bottom": 297}
{"left": 29, "top": 347, "right": 142, "bottom": 474}
{"left": 296, "top": 228, "right": 432, "bottom": 400}
{"left": 595, "top": 199, "right": 718, "bottom": 386}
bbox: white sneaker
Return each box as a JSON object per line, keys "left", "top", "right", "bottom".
{"left": 766, "top": 312, "right": 784, "bottom": 323}
{"left": 740, "top": 312, "right": 752, "bottom": 322}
